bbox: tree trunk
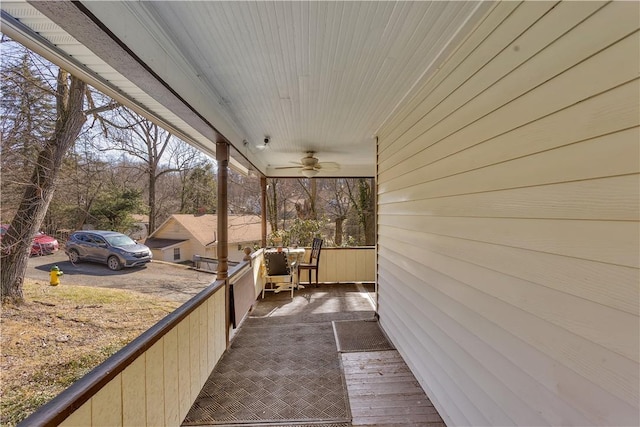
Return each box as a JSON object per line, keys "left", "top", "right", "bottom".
{"left": 75, "top": 182, "right": 102, "bottom": 230}
{"left": 1, "top": 72, "right": 86, "bottom": 304}
{"left": 180, "top": 177, "right": 187, "bottom": 213}
{"left": 364, "top": 208, "right": 375, "bottom": 246}
{"left": 310, "top": 178, "right": 317, "bottom": 220}
{"left": 267, "top": 179, "right": 278, "bottom": 232}
{"left": 148, "top": 165, "right": 156, "bottom": 233}
{"left": 350, "top": 178, "right": 376, "bottom": 246}
{"left": 335, "top": 216, "right": 345, "bottom": 246}
{"left": 362, "top": 178, "right": 376, "bottom": 246}
{"left": 297, "top": 178, "right": 318, "bottom": 220}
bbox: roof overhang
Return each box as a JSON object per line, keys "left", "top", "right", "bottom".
{"left": 1, "top": 1, "right": 493, "bottom": 178}
{"left": 144, "top": 238, "right": 188, "bottom": 250}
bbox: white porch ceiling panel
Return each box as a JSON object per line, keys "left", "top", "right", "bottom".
{"left": 1, "top": 0, "right": 249, "bottom": 174}
{"left": 2, "top": 1, "right": 490, "bottom": 177}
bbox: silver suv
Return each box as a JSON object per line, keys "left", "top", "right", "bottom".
{"left": 65, "top": 230, "right": 152, "bottom": 271}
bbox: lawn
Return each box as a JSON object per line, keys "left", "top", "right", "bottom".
{"left": 0, "top": 279, "right": 180, "bottom": 426}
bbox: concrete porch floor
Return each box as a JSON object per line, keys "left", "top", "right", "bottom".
{"left": 183, "top": 284, "right": 445, "bottom": 427}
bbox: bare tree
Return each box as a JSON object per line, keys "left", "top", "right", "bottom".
{"left": 65, "top": 137, "right": 108, "bottom": 230}
{"left": 97, "top": 109, "right": 197, "bottom": 233}
{"left": 323, "top": 179, "right": 352, "bottom": 246}
{"left": 346, "top": 178, "right": 376, "bottom": 246}
{"left": 228, "top": 169, "right": 260, "bottom": 215}
{"left": 181, "top": 163, "right": 217, "bottom": 214}
{"left": 1, "top": 47, "right": 56, "bottom": 223}
{"left": 266, "top": 178, "right": 281, "bottom": 232}
{"left": 175, "top": 145, "right": 209, "bottom": 213}
{"left": 1, "top": 70, "right": 87, "bottom": 303}
{"left": 0, "top": 38, "right": 119, "bottom": 303}
{"left": 295, "top": 178, "right": 318, "bottom": 220}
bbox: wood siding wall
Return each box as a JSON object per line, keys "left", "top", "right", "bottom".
{"left": 58, "top": 287, "right": 226, "bottom": 427}
{"left": 376, "top": 2, "right": 639, "bottom": 426}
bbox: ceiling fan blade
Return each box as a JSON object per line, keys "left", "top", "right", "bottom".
{"left": 275, "top": 166, "right": 302, "bottom": 170}
{"left": 316, "top": 162, "right": 340, "bottom": 171}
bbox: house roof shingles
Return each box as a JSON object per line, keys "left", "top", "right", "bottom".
{"left": 151, "top": 214, "right": 265, "bottom": 246}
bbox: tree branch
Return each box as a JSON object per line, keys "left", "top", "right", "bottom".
{"left": 84, "top": 101, "right": 119, "bottom": 116}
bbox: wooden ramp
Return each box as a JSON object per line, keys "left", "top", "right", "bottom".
{"left": 342, "top": 351, "right": 446, "bottom": 427}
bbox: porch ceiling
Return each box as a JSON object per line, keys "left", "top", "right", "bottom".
{"left": 1, "top": 1, "right": 490, "bottom": 177}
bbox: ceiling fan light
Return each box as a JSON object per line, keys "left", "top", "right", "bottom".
{"left": 301, "top": 169, "right": 318, "bottom": 178}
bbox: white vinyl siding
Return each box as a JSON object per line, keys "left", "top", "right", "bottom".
{"left": 376, "top": 2, "right": 639, "bottom": 426}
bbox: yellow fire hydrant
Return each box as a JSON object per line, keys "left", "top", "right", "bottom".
{"left": 50, "top": 265, "right": 63, "bottom": 286}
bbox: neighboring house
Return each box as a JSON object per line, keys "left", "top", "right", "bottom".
{"left": 145, "top": 214, "right": 264, "bottom": 263}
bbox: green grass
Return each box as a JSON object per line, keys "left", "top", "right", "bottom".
{"left": 1, "top": 280, "right": 179, "bottom": 426}
{"left": 1, "top": 343, "right": 125, "bottom": 427}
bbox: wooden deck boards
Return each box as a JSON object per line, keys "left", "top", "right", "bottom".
{"left": 342, "top": 351, "right": 446, "bottom": 427}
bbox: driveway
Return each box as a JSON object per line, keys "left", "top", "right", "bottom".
{"left": 26, "top": 251, "right": 216, "bottom": 303}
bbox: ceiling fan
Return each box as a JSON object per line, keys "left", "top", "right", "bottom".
{"left": 275, "top": 152, "right": 339, "bottom": 178}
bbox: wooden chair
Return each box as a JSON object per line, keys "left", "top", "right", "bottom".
{"left": 298, "top": 238, "right": 323, "bottom": 287}
{"left": 262, "top": 250, "right": 295, "bottom": 298}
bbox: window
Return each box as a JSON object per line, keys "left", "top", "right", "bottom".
{"left": 173, "top": 247, "right": 180, "bottom": 261}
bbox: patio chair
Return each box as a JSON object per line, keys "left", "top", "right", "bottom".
{"left": 298, "top": 238, "right": 323, "bottom": 288}
{"left": 262, "top": 250, "right": 295, "bottom": 298}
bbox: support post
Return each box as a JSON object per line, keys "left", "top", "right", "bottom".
{"left": 216, "top": 141, "right": 229, "bottom": 280}
{"left": 216, "top": 140, "right": 230, "bottom": 347}
{"left": 261, "top": 176, "right": 267, "bottom": 248}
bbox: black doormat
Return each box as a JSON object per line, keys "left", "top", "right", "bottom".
{"left": 182, "top": 322, "right": 351, "bottom": 425}
{"left": 332, "top": 320, "right": 395, "bottom": 353}
{"left": 204, "top": 423, "right": 351, "bottom": 427}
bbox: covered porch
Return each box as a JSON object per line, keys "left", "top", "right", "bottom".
{"left": 3, "top": 1, "right": 638, "bottom": 426}
{"left": 20, "top": 258, "right": 437, "bottom": 427}
{"left": 185, "top": 283, "right": 442, "bottom": 427}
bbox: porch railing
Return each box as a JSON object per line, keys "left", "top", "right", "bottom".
{"left": 18, "top": 246, "right": 375, "bottom": 427}
{"left": 249, "top": 246, "right": 375, "bottom": 295}
{"left": 20, "top": 261, "right": 252, "bottom": 427}
{"left": 314, "top": 246, "right": 375, "bottom": 283}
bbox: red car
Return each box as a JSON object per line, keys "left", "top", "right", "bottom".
{"left": 0, "top": 225, "right": 60, "bottom": 256}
